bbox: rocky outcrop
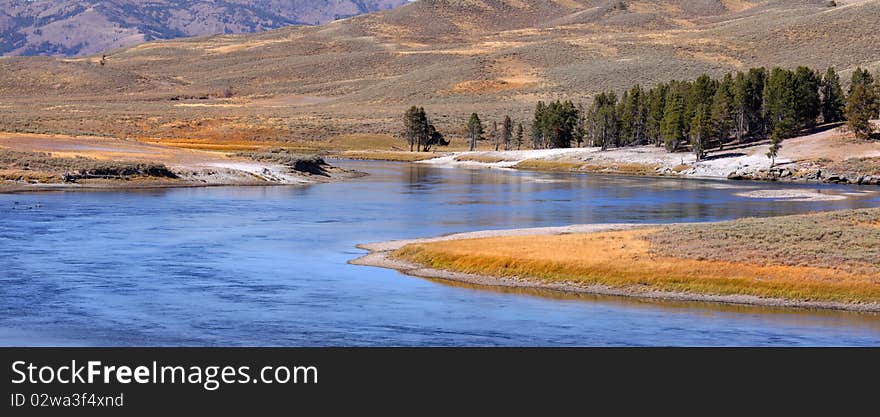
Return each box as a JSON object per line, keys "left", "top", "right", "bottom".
{"left": 727, "top": 166, "right": 880, "bottom": 185}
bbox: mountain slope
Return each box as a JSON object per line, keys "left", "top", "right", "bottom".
{"left": 0, "top": 0, "right": 878, "bottom": 143}
{"left": 0, "top": 0, "right": 408, "bottom": 56}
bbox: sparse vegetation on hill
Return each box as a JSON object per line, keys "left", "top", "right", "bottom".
{"left": 0, "top": 0, "right": 879, "bottom": 152}
{"left": 0, "top": 0, "right": 407, "bottom": 56}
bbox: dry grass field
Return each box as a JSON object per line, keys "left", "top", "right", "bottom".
{"left": 393, "top": 209, "right": 880, "bottom": 305}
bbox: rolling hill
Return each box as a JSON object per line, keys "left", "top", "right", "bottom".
{"left": 0, "top": 0, "right": 407, "bottom": 56}
{"left": 0, "top": 0, "right": 878, "bottom": 145}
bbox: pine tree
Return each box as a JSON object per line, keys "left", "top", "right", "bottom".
{"left": 531, "top": 101, "right": 547, "bottom": 149}
{"left": 661, "top": 82, "right": 687, "bottom": 152}
{"left": 849, "top": 68, "right": 875, "bottom": 95}
{"left": 501, "top": 116, "right": 513, "bottom": 150}
{"left": 466, "top": 113, "right": 484, "bottom": 151}
{"left": 574, "top": 103, "right": 587, "bottom": 147}
{"left": 710, "top": 73, "right": 735, "bottom": 149}
{"left": 587, "top": 92, "right": 619, "bottom": 150}
{"left": 543, "top": 100, "right": 579, "bottom": 148}
{"left": 764, "top": 67, "right": 798, "bottom": 140}
{"left": 690, "top": 104, "right": 711, "bottom": 161}
{"left": 403, "top": 106, "right": 427, "bottom": 152}
{"left": 736, "top": 67, "right": 767, "bottom": 139}
{"left": 645, "top": 83, "right": 667, "bottom": 146}
{"left": 689, "top": 75, "right": 717, "bottom": 111}
{"left": 617, "top": 90, "right": 631, "bottom": 146}
{"left": 422, "top": 120, "right": 448, "bottom": 152}
{"left": 404, "top": 106, "right": 446, "bottom": 152}
{"left": 792, "top": 66, "right": 821, "bottom": 128}
{"left": 619, "top": 85, "right": 647, "bottom": 146}
{"left": 767, "top": 128, "right": 785, "bottom": 167}
{"left": 514, "top": 122, "right": 524, "bottom": 150}
{"left": 845, "top": 82, "right": 879, "bottom": 140}
{"left": 731, "top": 71, "right": 748, "bottom": 142}
{"left": 820, "top": 67, "right": 845, "bottom": 124}
{"left": 489, "top": 121, "right": 499, "bottom": 151}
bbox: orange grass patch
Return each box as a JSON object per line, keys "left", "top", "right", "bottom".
{"left": 454, "top": 154, "right": 511, "bottom": 163}
{"left": 338, "top": 151, "right": 440, "bottom": 162}
{"left": 394, "top": 229, "right": 880, "bottom": 304}
{"left": 514, "top": 159, "right": 584, "bottom": 172}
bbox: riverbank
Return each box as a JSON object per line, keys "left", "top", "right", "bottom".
{"left": 336, "top": 126, "right": 880, "bottom": 186}
{"left": 352, "top": 209, "right": 880, "bottom": 312}
{"left": 0, "top": 133, "right": 362, "bottom": 192}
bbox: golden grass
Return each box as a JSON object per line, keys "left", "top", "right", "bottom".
{"left": 581, "top": 162, "right": 661, "bottom": 176}
{"left": 671, "top": 163, "right": 691, "bottom": 172}
{"left": 0, "top": 169, "right": 60, "bottom": 183}
{"left": 338, "top": 150, "right": 440, "bottom": 162}
{"left": 394, "top": 228, "right": 880, "bottom": 304}
{"left": 514, "top": 159, "right": 660, "bottom": 176}
{"left": 514, "top": 159, "right": 585, "bottom": 172}
{"left": 454, "top": 154, "right": 510, "bottom": 163}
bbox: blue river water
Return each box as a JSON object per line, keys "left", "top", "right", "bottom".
{"left": 1, "top": 160, "right": 879, "bottom": 346}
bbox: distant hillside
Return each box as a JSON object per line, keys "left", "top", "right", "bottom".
{"left": 0, "top": 0, "right": 408, "bottom": 56}
{"left": 0, "top": 0, "right": 878, "bottom": 143}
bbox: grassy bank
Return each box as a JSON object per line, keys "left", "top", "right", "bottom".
{"left": 393, "top": 209, "right": 880, "bottom": 306}
{"left": 337, "top": 150, "right": 441, "bottom": 162}
{"left": 0, "top": 149, "right": 177, "bottom": 183}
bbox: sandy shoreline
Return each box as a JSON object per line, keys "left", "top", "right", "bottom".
{"left": 0, "top": 168, "right": 366, "bottom": 194}
{"left": 351, "top": 224, "right": 880, "bottom": 313}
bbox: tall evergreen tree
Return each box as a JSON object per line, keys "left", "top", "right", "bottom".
{"left": 587, "top": 92, "right": 619, "bottom": 150}
{"left": 619, "top": 85, "right": 647, "bottom": 146}
{"left": 574, "top": 103, "right": 587, "bottom": 147}
{"left": 849, "top": 68, "right": 875, "bottom": 95}
{"left": 792, "top": 66, "right": 821, "bottom": 128}
{"left": 764, "top": 67, "right": 798, "bottom": 140}
{"left": 661, "top": 82, "right": 688, "bottom": 152}
{"left": 466, "top": 113, "right": 484, "bottom": 151}
{"left": 501, "top": 116, "right": 513, "bottom": 150}
{"left": 514, "top": 122, "right": 524, "bottom": 150}
{"left": 690, "top": 104, "right": 712, "bottom": 161}
{"left": 531, "top": 101, "right": 547, "bottom": 149}
{"left": 544, "top": 100, "right": 579, "bottom": 148}
{"left": 741, "top": 67, "right": 767, "bottom": 139}
{"left": 403, "top": 106, "right": 447, "bottom": 152}
{"left": 710, "top": 73, "right": 735, "bottom": 148}
{"left": 845, "top": 82, "right": 879, "bottom": 140}
{"left": 403, "top": 106, "right": 427, "bottom": 152}
{"left": 731, "top": 71, "right": 748, "bottom": 142}
{"left": 645, "top": 83, "right": 667, "bottom": 146}
{"left": 820, "top": 67, "right": 845, "bottom": 124}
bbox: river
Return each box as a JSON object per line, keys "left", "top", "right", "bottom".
{"left": 1, "top": 160, "right": 879, "bottom": 346}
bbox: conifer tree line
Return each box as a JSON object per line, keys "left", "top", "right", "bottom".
{"left": 464, "top": 112, "right": 525, "bottom": 151}
{"left": 405, "top": 67, "right": 878, "bottom": 154}
{"left": 528, "top": 66, "right": 879, "bottom": 161}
